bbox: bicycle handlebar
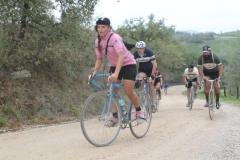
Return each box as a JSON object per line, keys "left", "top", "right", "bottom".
{"left": 90, "top": 73, "right": 122, "bottom": 89}
{"left": 135, "top": 77, "right": 152, "bottom": 82}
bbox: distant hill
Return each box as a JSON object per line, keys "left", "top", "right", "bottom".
{"left": 184, "top": 30, "right": 199, "bottom": 34}
{"left": 175, "top": 30, "right": 199, "bottom": 34}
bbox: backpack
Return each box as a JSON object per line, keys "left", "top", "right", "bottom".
{"left": 105, "top": 33, "right": 135, "bottom": 55}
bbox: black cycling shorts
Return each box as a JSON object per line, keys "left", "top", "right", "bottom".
{"left": 154, "top": 78, "right": 161, "bottom": 87}
{"left": 138, "top": 68, "right": 152, "bottom": 77}
{"left": 186, "top": 78, "right": 197, "bottom": 88}
{"left": 110, "top": 64, "right": 137, "bottom": 81}
{"left": 203, "top": 71, "right": 219, "bottom": 80}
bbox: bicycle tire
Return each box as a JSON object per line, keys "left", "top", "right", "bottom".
{"left": 155, "top": 90, "right": 160, "bottom": 111}
{"left": 189, "top": 88, "right": 194, "bottom": 111}
{"left": 164, "top": 88, "right": 167, "bottom": 95}
{"left": 208, "top": 90, "right": 214, "bottom": 120}
{"left": 80, "top": 91, "right": 122, "bottom": 147}
{"left": 130, "top": 92, "right": 152, "bottom": 138}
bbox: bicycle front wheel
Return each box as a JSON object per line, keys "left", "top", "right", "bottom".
{"left": 164, "top": 88, "right": 167, "bottom": 95}
{"left": 208, "top": 90, "right": 214, "bottom": 120}
{"left": 130, "top": 92, "right": 152, "bottom": 138}
{"left": 80, "top": 91, "right": 121, "bottom": 147}
{"left": 155, "top": 91, "right": 160, "bottom": 111}
{"left": 189, "top": 89, "right": 194, "bottom": 111}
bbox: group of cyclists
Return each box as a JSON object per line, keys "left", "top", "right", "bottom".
{"left": 184, "top": 45, "right": 223, "bottom": 108}
{"left": 91, "top": 17, "right": 223, "bottom": 127}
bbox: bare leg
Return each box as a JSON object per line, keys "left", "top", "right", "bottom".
{"left": 123, "top": 79, "right": 140, "bottom": 108}
{"left": 204, "top": 76, "right": 211, "bottom": 102}
{"left": 148, "top": 81, "right": 156, "bottom": 104}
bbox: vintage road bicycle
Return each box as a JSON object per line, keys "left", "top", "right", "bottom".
{"left": 208, "top": 79, "right": 221, "bottom": 120}
{"left": 80, "top": 73, "right": 152, "bottom": 147}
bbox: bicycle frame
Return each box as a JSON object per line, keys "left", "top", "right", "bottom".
{"left": 92, "top": 74, "right": 153, "bottom": 127}
{"left": 91, "top": 74, "right": 134, "bottom": 125}
{"left": 135, "top": 76, "right": 156, "bottom": 112}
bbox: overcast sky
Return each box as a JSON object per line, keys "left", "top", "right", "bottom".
{"left": 94, "top": 0, "right": 240, "bottom": 33}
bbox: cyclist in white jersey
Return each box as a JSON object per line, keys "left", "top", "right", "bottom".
{"left": 183, "top": 64, "right": 200, "bottom": 107}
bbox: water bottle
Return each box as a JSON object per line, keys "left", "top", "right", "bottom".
{"left": 118, "top": 99, "right": 126, "bottom": 112}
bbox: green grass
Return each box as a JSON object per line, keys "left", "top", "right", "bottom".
{"left": 184, "top": 39, "right": 238, "bottom": 54}
{"left": 218, "top": 31, "right": 240, "bottom": 37}
{"left": 182, "top": 89, "right": 240, "bottom": 107}
{"left": 0, "top": 116, "right": 7, "bottom": 127}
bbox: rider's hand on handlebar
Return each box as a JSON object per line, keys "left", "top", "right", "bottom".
{"left": 88, "top": 73, "right": 95, "bottom": 84}
{"left": 109, "top": 72, "right": 118, "bottom": 83}
{"left": 216, "top": 77, "right": 221, "bottom": 82}
{"left": 150, "top": 75, "right": 155, "bottom": 80}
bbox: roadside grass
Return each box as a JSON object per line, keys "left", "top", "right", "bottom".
{"left": 182, "top": 88, "right": 240, "bottom": 107}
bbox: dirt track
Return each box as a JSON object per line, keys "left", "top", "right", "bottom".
{"left": 1, "top": 85, "right": 240, "bottom": 160}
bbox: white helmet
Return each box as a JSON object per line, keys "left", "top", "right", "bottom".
{"left": 135, "top": 41, "right": 146, "bottom": 48}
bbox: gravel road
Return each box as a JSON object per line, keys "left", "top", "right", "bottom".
{"left": 1, "top": 85, "right": 239, "bottom": 160}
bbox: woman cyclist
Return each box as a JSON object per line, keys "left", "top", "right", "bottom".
{"left": 91, "top": 17, "right": 144, "bottom": 126}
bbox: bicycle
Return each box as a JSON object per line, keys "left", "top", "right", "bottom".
{"left": 155, "top": 87, "right": 161, "bottom": 111}
{"left": 208, "top": 79, "right": 220, "bottom": 120}
{"left": 136, "top": 76, "right": 158, "bottom": 113}
{"left": 188, "top": 81, "right": 196, "bottom": 111}
{"left": 135, "top": 56, "right": 158, "bottom": 113}
{"left": 81, "top": 73, "right": 152, "bottom": 147}
{"left": 154, "top": 74, "right": 162, "bottom": 101}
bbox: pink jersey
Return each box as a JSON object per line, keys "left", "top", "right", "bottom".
{"left": 94, "top": 32, "right": 136, "bottom": 67}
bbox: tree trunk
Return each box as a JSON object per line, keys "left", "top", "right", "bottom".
{"left": 223, "top": 87, "right": 226, "bottom": 97}
{"left": 19, "top": 0, "right": 29, "bottom": 39}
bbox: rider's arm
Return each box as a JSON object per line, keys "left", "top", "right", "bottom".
{"left": 151, "top": 60, "right": 157, "bottom": 76}
{"left": 197, "top": 66, "right": 205, "bottom": 80}
{"left": 197, "top": 56, "right": 206, "bottom": 80}
{"left": 160, "top": 77, "right": 163, "bottom": 86}
{"left": 93, "top": 58, "right": 102, "bottom": 75}
{"left": 197, "top": 75, "right": 200, "bottom": 85}
{"left": 183, "top": 75, "right": 188, "bottom": 84}
{"left": 218, "top": 65, "right": 223, "bottom": 78}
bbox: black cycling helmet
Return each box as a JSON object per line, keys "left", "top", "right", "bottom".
{"left": 188, "top": 64, "right": 194, "bottom": 68}
{"left": 96, "top": 17, "right": 111, "bottom": 25}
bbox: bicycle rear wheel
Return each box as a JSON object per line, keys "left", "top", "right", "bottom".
{"left": 81, "top": 91, "right": 121, "bottom": 147}
{"left": 189, "top": 89, "right": 194, "bottom": 111}
{"left": 208, "top": 90, "right": 214, "bottom": 120}
{"left": 130, "top": 92, "right": 152, "bottom": 138}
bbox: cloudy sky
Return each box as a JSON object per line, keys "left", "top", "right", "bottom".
{"left": 94, "top": 0, "right": 240, "bottom": 33}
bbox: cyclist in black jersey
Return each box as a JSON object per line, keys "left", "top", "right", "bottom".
{"left": 197, "top": 45, "right": 223, "bottom": 108}
{"left": 133, "top": 41, "right": 158, "bottom": 108}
